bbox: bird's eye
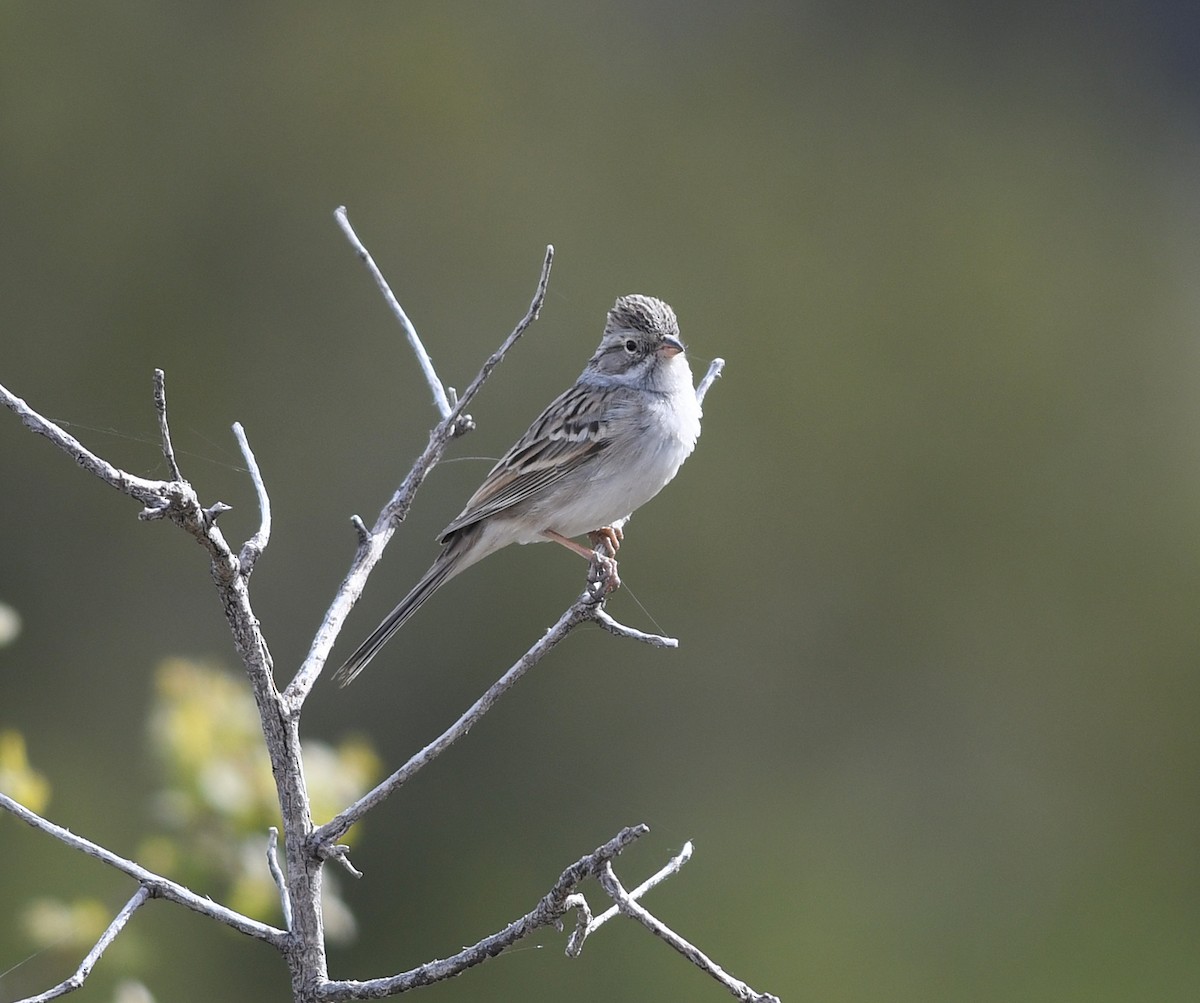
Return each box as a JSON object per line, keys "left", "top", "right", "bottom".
{"left": 624, "top": 339, "right": 638, "bottom": 354}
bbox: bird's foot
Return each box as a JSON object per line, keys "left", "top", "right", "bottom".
{"left": 588, "top": 525, "right": 624, "bottom": 557}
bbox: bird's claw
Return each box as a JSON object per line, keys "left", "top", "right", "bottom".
{"left": 587, "top": 525, "right": 623, "bottom": 557}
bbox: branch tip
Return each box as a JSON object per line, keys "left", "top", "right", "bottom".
{"left": 334, "top": 206, "right": 453, "bottom": 419}
{"left": 233, "top": 422, "right": 272, "bottom": 576}
{"left": 204, "top": 500, "right": 233, "bottom": 522}
{"left": 592, "top": 608, "right": 679, "bottom": 648}
{"left": 152, "top": 368, "right": 183, "bottom": 482}
{"left": 320, "top": 843, "right": 363, "bottom": 879}
{"left": 696, "top": 357, "right": 725, "bottom": 406}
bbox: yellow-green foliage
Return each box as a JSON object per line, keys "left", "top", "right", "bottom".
{"left": 141, "top": 659, "right": 381, "bottom": 933}
{"left": 0, "top": 729, "right": 49, "bottom": 814}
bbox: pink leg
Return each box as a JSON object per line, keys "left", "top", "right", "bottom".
{"left": 543, "top": 529, "right": 622, "bottom": 593}
{"left": 543, "top": 529, "right": 596, "bottom": 559}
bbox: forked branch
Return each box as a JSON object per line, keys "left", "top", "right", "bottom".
{"left": 315, "top": 826, "right": 649, "bottom": 1001}
{"left": 0, "top": 792, "right": 285, "bottom": 946}
{"left": 283, "top": 231, "right": 554, "bottom": 712}
{"left": 575, "top": 839, "right": 694, "bottom": 946}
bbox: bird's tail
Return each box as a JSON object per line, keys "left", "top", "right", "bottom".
{"left": 333, "top": 544, "right": 464, "bottom": 687}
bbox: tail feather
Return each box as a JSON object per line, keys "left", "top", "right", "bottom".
{"left": 333, "top": 549, "right": 459, "bottom": 687}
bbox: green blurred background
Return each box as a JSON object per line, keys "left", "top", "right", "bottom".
{"left": 3, "top": 2, "right": 1200, "bottom": 1000}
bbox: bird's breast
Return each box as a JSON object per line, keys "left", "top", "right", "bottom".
{"left": 522, "top": 390, "right": 701, "bottom": 541}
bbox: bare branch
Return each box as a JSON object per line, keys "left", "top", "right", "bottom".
{"left": 322, "top": 844, "right": 363, "bottom": 880}
{"left": 592, "top": 608, "right": 678, "bottom": 648}
{"left": 696, "top": 357, "right": 725, "bottom": 406}
{"left": 565, "top": 841, "right": 694, "bottom": 957}
{"left": 588, "top": 840, "right": 693, "bottom": 935}
{"left": 0, "top": 378, "right": 237, "bottom": 565}
{"left": 315, "top": 826, "right": 648, "bottom": 1001}
{"left": 334, "top": 206, "right": 455, "bottom": 424}
{"left": 234, "top": 421, "right": 272, "bottom": 576}
{"left": 267, "top": 827, "right": 292, "bottom": 932}
{"left": 0, "top": 380, "right": 174, "bottom": 514}
{"left": 152, "top": 368, "right": 182, "bottom": 482}
{"left": 16, "top": 886, "right": 152, "bottom": 1003}
{"left": 283, "top": 243, "right": 554, "bottom": 712}
{"left": 598, "top": 862, "right": 779, "bottom": 1003}
{"left": 0, "top": 793, "right": 286, "bottom": 947}
{"left": 1, "top": 377, "right": 322, "bottom": 973}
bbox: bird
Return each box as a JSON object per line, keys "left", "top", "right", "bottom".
{"left": 333, "top": 294, "right": 704, "bottom": 686}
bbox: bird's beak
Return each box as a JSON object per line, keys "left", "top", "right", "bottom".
{"left": 658, "top": 336, "right": 685, "bottom": 358}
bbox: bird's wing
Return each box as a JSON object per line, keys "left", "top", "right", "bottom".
{"left": 439, "top": 381, "right": 629, "bottom": 539}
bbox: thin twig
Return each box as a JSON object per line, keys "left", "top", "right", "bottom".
{"left": 233, "top": 421, "right": 271, "bottom": 576}
{"left": 323, "top": 844, "right": 363, "bottom": 880}
{"left": 283, "top": 243, "right": 554, "bottom": 713}
{"left": 0, "top": 793, "right": 286, "bottom": 946}
{"left": 696, "top": 357, "right": 725, "bottom": 406}
{"left": 0, "top": 381, "right": 175, "bottom": 515}
{"left": 565, "top": 841, "right": 694, "bottom": 957}
{"left": 334, "top": 206, "right": 453, "bottom": 421}
{"left": 16, "top": 886, "right": 152, "bottom": 1003}
{"left": 314, "top": 826, "right": 648, "bottom": 1001}
{"left": 588, "top": 840, "right": 693, "bottom": 934}
{"left": 0, "top": 380, "right": 230, "bottom": 557}
{"left": 593, "top": 608, "right": 678, "bottom": 648}
{"left": 152, "top": 368, "right": 183, "bottom": 482}
{"left": 266, "top": 827, "right": 292, "bottom": 931}
{"left": 598, "top": 862, "right": 780, "bottom": 1003}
